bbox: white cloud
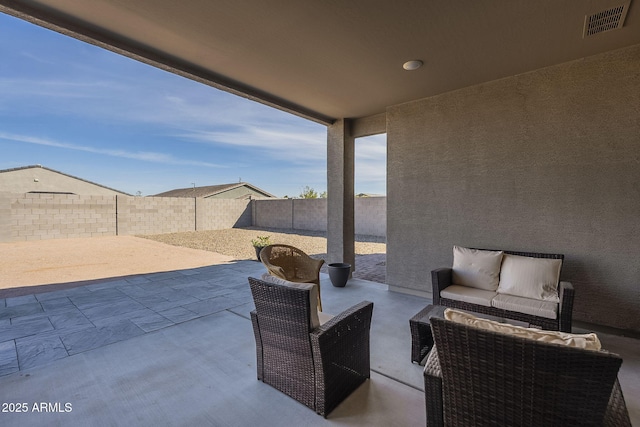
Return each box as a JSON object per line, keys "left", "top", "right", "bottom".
{"left": 180, "top": 125, "right": 326, "bottom": 163}
{"left": 0, "top": 132, "right": 227, "bottom": 168}
{"left": 0, "top": 77, "right": 117, "bottom": 99}
{"left": 0, "top": 72, "right": 328, "bottom": 165}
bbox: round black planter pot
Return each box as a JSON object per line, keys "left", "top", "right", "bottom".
{"left": 328, "top": 263, "right": 351, "bottom": 287}
{"left": 254, "top": 246, "right": 264, "bottom": 261}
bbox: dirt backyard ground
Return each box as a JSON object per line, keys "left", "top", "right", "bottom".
{"left": 0, "top": 228, "right": 386, "bottom": 298}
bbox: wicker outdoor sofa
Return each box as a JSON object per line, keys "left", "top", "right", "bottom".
{"left": 423, "top": 313, "right": 632, "bottom": 426}
{"left": 432, "top": 247, "right": 574, "bottom": 332}
{"left": 248, "top": 276, "right": 373, "bottom": 417}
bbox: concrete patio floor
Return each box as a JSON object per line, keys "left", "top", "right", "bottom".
{"left": 0, "top": 259, "right": 638, "bottom": 425}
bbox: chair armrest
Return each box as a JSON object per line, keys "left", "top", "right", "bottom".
{"left": 558, "top": 281, "right": 574, "bottom": 332}
{"left": 310, "top": 257, "right": 325, "bottom": 272}
{"left": 605, "top": 378, "right": 632, "bottom": 427}
{"left": 250, "top": 310, "right": 264, "bottom": 381}
{"left": 310, "top": 301, "right": 373, "bottom": 415}
{"left": 423, "top": 349, "right": 444, "bottom": 427}
{"left": 311, "top": 301, "right": 373, "bottom": 362}
{"left": 431, "top": 268, "right": 452, "bottom": 305}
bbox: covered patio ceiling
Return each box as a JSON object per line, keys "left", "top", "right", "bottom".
{"left": 1, "top": 0, "right": 639, "bottom": 125}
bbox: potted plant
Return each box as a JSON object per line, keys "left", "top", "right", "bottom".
{"left": 251, "top": 235, "right": 272, "bottom": 260}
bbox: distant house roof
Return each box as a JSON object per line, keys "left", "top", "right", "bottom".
{"left": 356, "top": 193, "right": 385, "bottom": 198}
{"left": 153, "top": 182, "right": 276, "bottom": 199}
{"left": 0, "top": 165, "right": 131, "bottom": 196}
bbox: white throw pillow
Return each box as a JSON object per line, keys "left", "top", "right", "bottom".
{"left": 452, "top": 246, "right": 504, "bottom": 291}
{"left": 444, "top": 308, "right": 601, "bottom": 350}
{"left": 497, "top": 254, "right": 561, "bottom": 302}
{"left": 260, "top": 273, "right": 320, "bottom": 329}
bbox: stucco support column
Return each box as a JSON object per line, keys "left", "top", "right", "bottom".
{"left": 327, "top": 119, "right": 355, "bottom": 270}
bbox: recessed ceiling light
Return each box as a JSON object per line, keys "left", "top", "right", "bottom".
{"left": 403, "top": 60, "right": 423, "bottom": 71}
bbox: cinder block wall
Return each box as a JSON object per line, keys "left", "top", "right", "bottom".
{"left": 355, "top": 197, "right": 386, "bottom": 237}
{"left": 253, "top": 199, "right": 294, "bottom": 229}
{"left": 0, "top": 193, "right": 11, "bottom": 242}
{"left": 117, "top": 196, "right": 194, "bottom": 235}
{"left": 253, "top": 198, "right": 386, "bottom": 237}
{"left": 5, "top": 193, "right": 116, "bottom": 241}
{"left": 0, "top": 193, "right": 386, "bottom": 241}
{"left": 0, "top": 194, "right": 257, "bottom": 242}
{"left": 292, "top": 199, "right": 326, "bottom": 231}
{"left": 196, "top": 198, "right": 252, "bottom": 230}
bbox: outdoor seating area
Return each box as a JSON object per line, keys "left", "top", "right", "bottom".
{"left": 0, "top": 254, "right": 638, "bottom": 426}
{"left": 0, "top": 1, "right": 638, "bottom": 425}
{"left": 432, "top": 247, "right": 574, "bottom": 332}
{"left": 249, "top": 276, "right": 373, "bottom": 417}
{"left": 424, "top": 309, "right": 631, "bottom": 426}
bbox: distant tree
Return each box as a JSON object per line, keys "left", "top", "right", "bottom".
{"left": 299, "top": 186, "right": 319, "bottom": 199}
{"left": 319, "top": 191, "right": 327, "bottom": 198}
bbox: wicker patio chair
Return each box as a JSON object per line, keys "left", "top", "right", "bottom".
{"left": 424, "top": 317, "right": 631, "bottom": 427}
{"left": 248, "top": 276, "right": 373, "bottom": 417}
{"left": 259, "top": 244, "right": 325, "bottom": 311}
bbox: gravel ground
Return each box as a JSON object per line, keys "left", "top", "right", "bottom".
{"left": 138, "top": 227, "right": 386, "bottom": 261}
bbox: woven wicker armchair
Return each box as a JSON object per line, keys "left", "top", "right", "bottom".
{"left": 424, "top": 317, "right": 631, "bottom": 427}
{"left": 259, "top": 244, "right": 325, "bottom": 311}
{"left": 248, "top": 277, "right": 373, "bottom": 417}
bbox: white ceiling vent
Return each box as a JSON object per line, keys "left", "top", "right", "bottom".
{"left": 583, "top": 1, "right": 631, "bottom": 37}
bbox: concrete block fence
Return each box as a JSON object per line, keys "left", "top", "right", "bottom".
{"left": 3, "top": 193, "right": 116, "bottom": 241}
{"left": 252, "top": 197, "right": 385, "bottom": 237}
{"left": 0, "top": 192, "right": 385, "bottom": 242}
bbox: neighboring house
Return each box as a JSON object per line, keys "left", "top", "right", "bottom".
{"left": 0, "top": 165, "right": 130, "bottom": 196}
{"left": 154, "top": 183, "right": 276, "bottom": 199}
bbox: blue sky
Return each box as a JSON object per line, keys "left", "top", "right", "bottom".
{"left": 0, "top": 13, "right": 386, "bottom": 198}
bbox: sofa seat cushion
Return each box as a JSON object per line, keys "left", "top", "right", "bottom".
{"left": 318, "top": 311, "right": 334, "bottom": 325}
{"left": 261, "top": 273, "right": 320, "bottom": 329}
{"left": 497, "top": 254, "right": 562, "bottom": 302}
{"left": 491, "top": 293, "right": 558, "bottom": 319}
{"left": 444, "top": 308, "right": 601, "bottom": 350}
{"left": 452, "top": 246, "right": 504, "bottom": 291}
{"left": 440, "top": 285, "right": 496, "bottom": 307}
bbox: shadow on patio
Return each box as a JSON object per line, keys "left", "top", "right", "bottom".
{"left": 0, "top": 259, "right": 637, "bottom": 425}
{"left": 0, "top": 258, "right": 428, "bottom": 425}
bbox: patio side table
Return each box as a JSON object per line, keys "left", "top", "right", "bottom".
{"left": 409, "top": 304, "right": 446, "bottom": 364}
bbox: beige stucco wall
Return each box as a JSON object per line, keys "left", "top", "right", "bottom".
{"left": 0, "top": 167, "right": 126, "bottom": 196}
{"left": 386, "top": 43, "right": 640, "bottom": 332}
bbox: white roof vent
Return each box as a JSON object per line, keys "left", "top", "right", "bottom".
{"left": 583, "top": 2, "right": 631, "bottom": 37}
